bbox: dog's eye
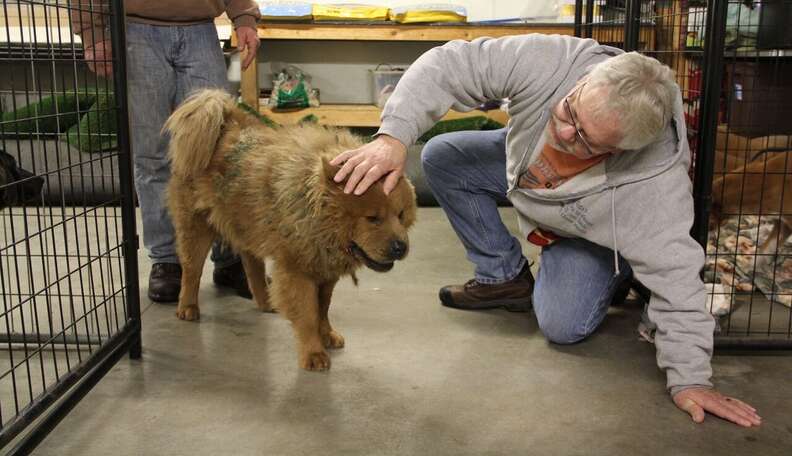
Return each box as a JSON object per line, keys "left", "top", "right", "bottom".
{"left": 366, "top": 215, "right": 382, "bottom": 225}
{"left": 398, "top": 210, "right": 404, "bottom": 221}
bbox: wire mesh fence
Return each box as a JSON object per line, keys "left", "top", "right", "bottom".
{"left": 576, "top": 0, "right": 792, "bottom": 347}
{"left": 0, "top": 0, "right": 140, "bottom": 452}
{"left": 705, "top": 0, "right": 792, "bottom": 346}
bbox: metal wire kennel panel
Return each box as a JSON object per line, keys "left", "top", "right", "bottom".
{"left": 575, "top": 1, "right": 705, "bottom": 157}
{"left": 576, "top": 0, "right": 792, "bottom": 348}
{"left": 0, "top": 0, "right": 141, "bottom": 453}
{"left": 703, "top": 0, "right": 792, "bottom": 347}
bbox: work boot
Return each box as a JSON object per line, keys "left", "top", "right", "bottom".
{"left": 213, "top": 261, "right": 253, "bottom": 300}
{"left": 148, "top": 263, "right": 182, "bottom": 303}
{"left": 439, "top": 262, "right": 534, "bottom": 312}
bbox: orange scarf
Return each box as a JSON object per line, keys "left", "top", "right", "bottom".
{"left": 518, "top": 143, "right": 607, "bottom": 190}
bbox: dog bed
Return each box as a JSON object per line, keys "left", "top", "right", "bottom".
{"left": 1, "top": 91, "right": 120, "bottom": 205}
{"left": 1, "top": 90, "right": 117, "bottom": 154}
{"left": 705, "top": 214, "right": 792, "bottom": 313}
{"left": 0, "top": 91, "right": 97, "bottom": 134}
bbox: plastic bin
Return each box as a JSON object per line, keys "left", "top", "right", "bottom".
{"left": 370, "top": 64, "right": 407, "bottom": 108}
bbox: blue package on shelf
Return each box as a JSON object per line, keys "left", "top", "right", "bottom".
{"left": 259, "top": 1, "right": 313, "bottom": 20}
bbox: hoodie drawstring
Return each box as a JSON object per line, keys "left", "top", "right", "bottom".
{"left": 611, "top": 186, "right": 620, "bottom": 277}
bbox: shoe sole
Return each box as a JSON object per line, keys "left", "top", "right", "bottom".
{"left": 439, "top": 291, "right": 531, "bottom": 313}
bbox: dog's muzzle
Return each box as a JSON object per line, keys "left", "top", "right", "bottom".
{"left": 348, "top": 242, "right": 396, "bottom": 272}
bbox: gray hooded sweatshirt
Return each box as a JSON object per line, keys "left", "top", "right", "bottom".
{"left": 377, "top": 34, "right": 715, "bottom": 395}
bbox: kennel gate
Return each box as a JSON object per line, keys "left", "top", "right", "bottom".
{"left": 575, "top": 0, "right": 792, "bottom": 348}
{"left": 0, "top": 0, "right": 141, "bottom": 453}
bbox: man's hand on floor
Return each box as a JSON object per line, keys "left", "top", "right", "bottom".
{"left": 673, "top": 387, "right": 761, "bottom": 427}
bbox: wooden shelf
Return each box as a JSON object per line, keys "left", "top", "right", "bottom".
{"left": 237, "top": 22, "right": 656, "bottom": 113}
{"left": 260, "top": 104, "right": 509, "bottom": 128}
{"left": 226, "top": 21, "right": 655, "bottom": 45}
{"left": 2, "top": 4, "right": 79, "bottom": 44}
{"left": 238, "top": 22, "right": 579, "bottom": 113}
{"left": 253, "top": 22, "right": 573, "bottom": 42}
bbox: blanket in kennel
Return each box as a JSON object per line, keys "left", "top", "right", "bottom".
{"left": 704, "top": 215, "right": 792, "bottom": 313}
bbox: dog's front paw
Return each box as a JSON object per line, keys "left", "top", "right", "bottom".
{"left": 176, "top": 305, "right": 200, "bottom": 321}
{"left": 300, "top": 349, "right": 331, "bottom": 371}
{"left": 322, "top": 330, "right": 345, "bottom": 349}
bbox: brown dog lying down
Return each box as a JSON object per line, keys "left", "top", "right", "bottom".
{"left": 163, "top": 89, "right": 416, "bottom": 370}
{"left": 711, "top": 150, "right": 792, "bottom": 250}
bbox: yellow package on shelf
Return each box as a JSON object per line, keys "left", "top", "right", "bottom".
{"left": 312, "top": 4, "right": 390, "bottom": 21}
{"left": 389, "top": 4, "right": 467, "bottom": 24}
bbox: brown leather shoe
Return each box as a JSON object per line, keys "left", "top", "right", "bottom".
{"left": 439, "top": 262, "right": 534, "bottom": 312}
{"left": 148, "top": 263, "right": 181, "bottom": 303}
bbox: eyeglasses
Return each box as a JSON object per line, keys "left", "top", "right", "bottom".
{"left": 561, "top": 83, "right": 621, "bottom": 156}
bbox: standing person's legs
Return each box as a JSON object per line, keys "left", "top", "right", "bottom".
{"left": 126, "top": 23, "right": 184, "bottom": 302}
{"left": 421, "top": 128, "right": 533, "bottom": 311}
{"left": 126, "top": 22, "right": 178, "bottom": 266}
{"left": 533, "top": 237, "right": 633, "bottom": 343}
{"left": 172, "top": 23, "right": 252, "bottom": 298}
{"left": 172, "top": 23, "right": 239, "bottom": 269}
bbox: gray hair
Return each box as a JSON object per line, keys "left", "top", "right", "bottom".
{"left": 586, "top": 52, "right": 677, "bottom": 150}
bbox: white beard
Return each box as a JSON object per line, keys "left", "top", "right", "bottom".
{"left": 544, "top": 117, "right": 611, "bottom": 160}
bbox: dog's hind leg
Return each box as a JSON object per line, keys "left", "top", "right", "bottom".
{"left": 271, "top": 263, "right": 330, "bottom": 371}
{"left": 318, "top": 280, "right": 344, "bottom": 349}
{"left": 174, "top": 214, "right": 214, "bottom": 321}
{"left": 239, "top": 252, "right": 273, "bottom": 312}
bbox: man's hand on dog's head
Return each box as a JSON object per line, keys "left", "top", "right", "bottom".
{"left": 331, "top": 135, "right": 407, "bottom": 196}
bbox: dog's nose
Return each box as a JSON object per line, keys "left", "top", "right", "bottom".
{"left": 389, "top": 240, "right": 408, "bottom": 260}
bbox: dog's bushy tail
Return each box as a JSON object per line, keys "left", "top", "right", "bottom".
{"left": 163, "top": 89, "right": 236, "bottom": 178}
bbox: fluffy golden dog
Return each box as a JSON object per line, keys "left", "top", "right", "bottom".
{"left": 163, "top": 89, "right": 416, "bottom": 370}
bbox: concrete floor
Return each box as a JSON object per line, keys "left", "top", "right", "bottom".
{"left": 31, "top": 208, "right": 792, "bottom": 455}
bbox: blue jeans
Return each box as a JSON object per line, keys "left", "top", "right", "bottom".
{"left": 126, "top": 22, "right": 236, "bottom": 267}
{"left": 421, "top": 128, "right": 633, "bottom": 344}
